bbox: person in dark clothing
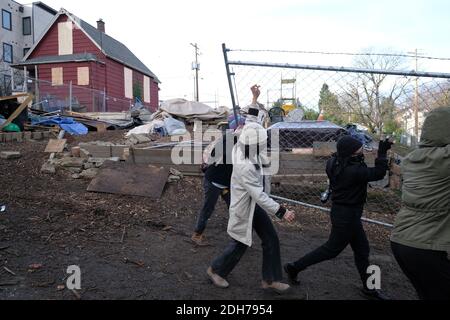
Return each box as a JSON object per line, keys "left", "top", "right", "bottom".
{"left": 191, "top": 131, "right": 238, "bottom": 246}
{"left": 284, "top": 136, "right": 393, "bottom": 300}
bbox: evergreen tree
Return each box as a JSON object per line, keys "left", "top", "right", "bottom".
{"left": 318, "top": 83, "right": 345, "bottom": 125}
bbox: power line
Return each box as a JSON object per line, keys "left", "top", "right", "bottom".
{"left": 230, "top": 49, "right": 450, "bottom": 61}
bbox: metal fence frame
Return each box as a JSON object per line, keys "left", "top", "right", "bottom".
{"left": 222, "top": 43, "right": 450, "bottom": 228}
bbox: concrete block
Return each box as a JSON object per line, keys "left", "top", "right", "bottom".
{"left": 23, "top": 132, "right": 32, "bottom": 141}
{"left": 1, "top": 151, "right": 22, "bottom": 159}
{"left": 32, "top": 132, "right": 43, "bottom": 140}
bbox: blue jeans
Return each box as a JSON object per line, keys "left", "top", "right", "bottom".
{"left": 211, "top": 205, "right": 283, "bottom": 283}
{"left": 194, "top": 177, "right": 230, "bottom": 234}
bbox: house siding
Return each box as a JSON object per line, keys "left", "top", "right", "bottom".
{"left": 25, "top": 12, "right": 159, "bottom": 112}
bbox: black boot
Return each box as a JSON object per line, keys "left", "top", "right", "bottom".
{"left": 360, "top": 288, "right": 390, "bottom": 301}
{"left": 283, "top": 263, "right": 301, "bottom": 286}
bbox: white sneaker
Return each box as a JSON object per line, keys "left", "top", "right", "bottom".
{"left": 261, "top": 281, "right": 291, "bottom": 294}
{"left": 207, "top": 267, "right": 229, "bottom": 289}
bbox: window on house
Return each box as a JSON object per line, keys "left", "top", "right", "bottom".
{"left": 3, "top": 43, "right": 13, "bottom": 63}
{"left": 51, "top": 67, "right": 63, "bottom": 86}
{"left": 3, "top": 75, "right": 12, "bottom": 95}
{"left": 143, "top": 76, "right": 150, "bottom": 103}
{"left": 23, "top": 17, "right": 31, "bottom": 35}
{"left": 2, "top": 9, "right": 12, "bottom": 31}
{"left": 23, "top": 48, "right": 30, "bottom": 57}
{"left": 124, "top": 67, "right": 133, "bottom": 99}
{"left": 77, "top": 67, "right": 89, "bottom": 86}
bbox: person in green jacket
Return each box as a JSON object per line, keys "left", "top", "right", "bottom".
{"left": 391, "top": 106, "right": 450, "bottom": 300}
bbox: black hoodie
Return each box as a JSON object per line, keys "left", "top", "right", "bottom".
{"left": 326, "top": 154, "right": 389, "bottom": 206}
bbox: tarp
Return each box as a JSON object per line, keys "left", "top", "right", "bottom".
{"left": 31, "top": 116, "right": 88, "bottom": 135}
{"left": 125, "top": 120, "right": 165, "bottom": 137}
{"left": 159, "top": 99, "right": 229, "bottom": 121}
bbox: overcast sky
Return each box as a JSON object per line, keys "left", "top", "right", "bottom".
{"left": 38, "top": 0, "right": 450, "bottom": 107}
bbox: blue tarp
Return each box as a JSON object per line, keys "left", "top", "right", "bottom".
{"left": 31, "top": 116, "right": 88, "bottom": 135}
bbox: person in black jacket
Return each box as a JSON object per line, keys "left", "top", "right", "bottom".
{"left": 191, "top": 130, "right": 238, "bottom": 246}
{"left": 284, "top": 136, "right": 393, "bottom": 300}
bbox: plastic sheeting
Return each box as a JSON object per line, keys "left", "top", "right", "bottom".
{"left": 32, "top": 116, "right": 88, "bottom": 135}
{"left": 159, "top": 99, "right": 229, "bottom": 121}
{"left": 125, "top": 120, "right": 166, "bottom": 137}
{"left": 163, "top": 117, "right": 187, "bottom": 136}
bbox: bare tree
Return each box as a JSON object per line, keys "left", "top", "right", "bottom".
{"left": 340, "top": 49, "right": 411, "bottom": 133}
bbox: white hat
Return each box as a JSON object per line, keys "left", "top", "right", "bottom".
{"left": 238, "top": 122, "right": 268, "bottom": 145}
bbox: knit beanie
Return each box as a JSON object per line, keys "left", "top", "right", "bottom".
{"left": 336, "top": 136, "right": 363, "bottom": 158}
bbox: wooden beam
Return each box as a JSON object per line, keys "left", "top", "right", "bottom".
{"left": 0, "top": 93, "right": 29, "bottom": 102}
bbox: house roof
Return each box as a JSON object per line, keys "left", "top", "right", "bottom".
{"left": 77, "top": 16, "right": 160, "bottom": 83}
{"left": 33, "top": 2, "right": 58, "bottom": 15}
{"left": 14, "top": 53, "right": 102, "bottom": 66}
{"left": 21, "top": 8, "right": 160, "bottom": 83}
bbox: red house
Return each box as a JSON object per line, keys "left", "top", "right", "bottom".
{"left": 14, "top": 8, "right": 160, "bottom": 112}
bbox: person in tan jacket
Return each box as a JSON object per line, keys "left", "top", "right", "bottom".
{"left": 207, "top": 122, "right": 296, "bottom": 293}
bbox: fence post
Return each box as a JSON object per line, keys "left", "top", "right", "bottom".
{"left": 69, "top": 81, "right": 73, "bottom": 112}
{"left": 23, "top": 67, "right": 27, "bottom": 92}
{"left": 222, "top": 43, "right": 239, "bottom": 125}
{"left": 103, "top": 88, "right": 106, "bottom": 112}
{"left": 35, "top": 66, "right": 40, "bottom": 107}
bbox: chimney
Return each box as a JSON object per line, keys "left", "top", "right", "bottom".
{"left": 97, "top": 19, "right": 105, "bottom": 33}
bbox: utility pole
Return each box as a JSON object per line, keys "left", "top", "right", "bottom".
{"left": 408, "top": 49, "right": 421, "bottom": 144}
{"left": 190, "top": 43, "right": 200, "bottom": 102}
{"left": 414, "top": 49, "right": 419, "bottom": 142}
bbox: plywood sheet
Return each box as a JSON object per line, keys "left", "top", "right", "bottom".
{"left": 87, "top": 161, "right": 169, "bottom": 199}
{"left": 124, "top": 67, "right": 133, "bottom": 99}
{"left": 58, "top": 21, "right": 73, "bottom": 55}
{"left": 44, "top": 139, "right": 67, "bottom": 153}
{"left": 77, "top": 67, "right": 89, "bottom": 86}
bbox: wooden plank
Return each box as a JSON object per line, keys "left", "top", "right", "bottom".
{"left": 78, "top": 144, "right": 129, "bottom": 160}
{"left": 0, "top": 93, "right": 29, "bottom": 101}
{"left": 279, "top": 159, "right": 327, "bottom": 170}
{"left": 87, "top": 162, "right": 170, "bottom": 199}
{"left": 313, "top": 142, "right": 337, "bottom": 157}
{"left": 49, "top": 130, "right": 66, "bottom": 161}
{"left": 272, "top": 174, "right": 328, "bottom": 185}
{"left": 130, "top": 147, "right": 204, "bottom": 165}
{"left": 44, "top": 139, "right": 67, "bottom": 153}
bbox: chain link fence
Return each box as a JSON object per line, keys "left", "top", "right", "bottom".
{"left": 0, "top": 70, "right": 135, "bottom": 112}
{"left": 223, "top": 44, "right": 450, "bottom": 222}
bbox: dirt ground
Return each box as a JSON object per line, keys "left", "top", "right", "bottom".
{"left": 0, "top": 132, "right": 417, "bottom": 300}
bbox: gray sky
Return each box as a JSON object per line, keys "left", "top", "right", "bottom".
{"left": 39, "top": 0, "right": 450, "bottom": 106}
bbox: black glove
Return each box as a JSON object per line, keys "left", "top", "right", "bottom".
{"left": 378, "top": 139, "right": 394, "bottom": 158}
